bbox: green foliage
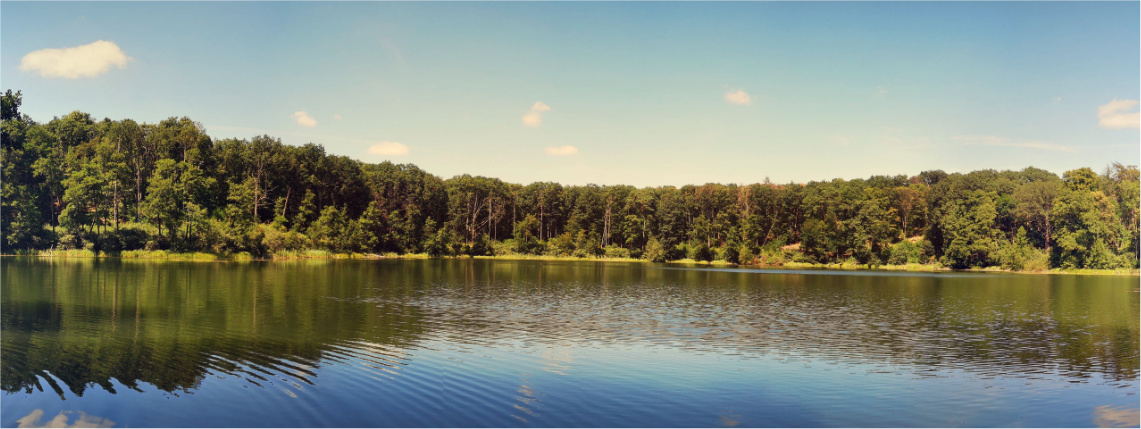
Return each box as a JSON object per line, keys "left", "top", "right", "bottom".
{"left": 2, "top": 91, "right": 1138, "bottom": 270}
{"left": 547, "top": 232, "right": 576, "bottom": 256}
{"left": 141, "top": 159, "right": 184, "bottom": 240}
{"left": 887, "top": 240, "right": 922, "bottom": 265}
{"left": 1050, "top": 187, "right": 1129, "bottom": 269}
{"left": 423, "top": 220, "right": 456, "bottom": 257}
{"left": 994, "top": 228, "right": 1051, "bottom": 271}
{"left": 723, "top": 245, "right": 741, "bottom": 264}
{"left": 800, "top": 219, "right": 829, "bottom": 262}
{"left": 572, "top": 230, "right": 601, "bottom": 258}
{"left": 1063, "top": 167, "right": 1099, "bottom": 192}
{"left": 603, "top": 245, "right": 630, "bottom": 259}
{"left": 467, "top": 234, "right": 493, "bottom": 257}
{"left": 307, "top": 206, "right": 365, "bottom": 254}
{"left": 737, "top": 245, "right": 755, "bottom": 265}
{"left": 691, "top": 241, "right": 713, "bottom": 262}
{"left": 3, "top": 185, "right": 46, "bottom": 249}
{"left": 513, "top": 214, "right": 545, "bottom": 255}
{"left": 939, "top": 190, "right": 1000, "bottom": 269}
{"left": 1, "top": 90, "right": 21, "bottom": 121}
{"left": 644, "top": 236, "right": 667, "bottom": 263}
{"left": 261, "top": 224, "right": 309, "bottom": 254}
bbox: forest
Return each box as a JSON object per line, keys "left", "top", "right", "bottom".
{"left": 2, "top": 90, "right": 1138, "bottom": 270}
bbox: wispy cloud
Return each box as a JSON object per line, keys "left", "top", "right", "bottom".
{"left": 1097, "top": 99, "right": 1140, "bottom": 129}
{"left": 333, "top": 114, "right": 343, "bottom": 120}
{"left": 953, "top": 135, "right": 1074, "bottom": 152}
{"left": 522, "top": 102, "right": 551, "bottom": 127}
{"left": 545, "top": 145, "right": 578, "bottom": 156}
{"left": 876, "top": 86, "right": 888, "bottom": 95}
{"left": 724, "top": 89, "right": 751, "bottom": 106}
{"left": 291, "top": 111, "right": 317, "bottom": 127}
{"left": 367, "top": 141, "right": 409, "bottom": 156}
{"left": 19, "top": 40, "right": 131, "bottom": 79}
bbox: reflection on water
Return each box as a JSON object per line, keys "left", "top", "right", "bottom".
{"left": 14, "top": 410, "right": 113, "bottom": 428}
{"left": 1, "top": 258, "right": 1138, "bottom": 427}
{"left": 1094, "top": 405, "right": 1141, "bottom": 428}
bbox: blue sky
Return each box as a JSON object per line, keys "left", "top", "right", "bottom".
{"left": 2, "top": 2, "right": 1138, "bottom": 187}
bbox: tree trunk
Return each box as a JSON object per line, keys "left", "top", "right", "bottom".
{"left": 282, "top": 187, "right": 291, "bottom": 219}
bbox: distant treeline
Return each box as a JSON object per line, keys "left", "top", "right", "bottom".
{"left": 2, "top": 90, "right": 1138, "bottom": 269}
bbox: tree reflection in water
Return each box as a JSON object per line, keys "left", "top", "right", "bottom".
{"left": 2, "top": 258, "right": 1137, "bottom": 399}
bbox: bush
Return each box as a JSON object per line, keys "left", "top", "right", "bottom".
{"left": 261, "top": 225, "right": 308, "bottom": 255}
{"left": 766, "top": 248, "right": 793, "bottom": 265}
{"left": 424, "top": 227, "right": 455, "bottom": 257}
{"left": 723, "top": 245, "right": 740, "bottom": 264}
{"left": 515, "top": 237, "right": 546, "bottom": 255}
{"left": 919, "top": 239, "right": 936, "bottom": 263}
{"left": 691, "top": 242, "right": 713, "bottom": 262}
{"left": 888, "top": 240, "right": 922, "bottom": 265}
{"left": 467, "top": 234, "right": 493, "bottom": 257}
{"left": 737, "top": 245, "right": 755, "bottom": 265}
{"left": 547, "top": 233, "right": 575, "bottom": 256}
{"left": 628, "top": 247, "right": 643, "bottom": 259}
{"left": 603, "top": 245, "right": 630, "bottom": 259}
{"left": 573, "top": 231, "right": 602, "bottom": 257}
{"left": 493, "top": 239, "right": 515, "bottom": 256}
{"left": 995, "top": 228, "right": 1051, "bottom": 271}
{"left": 645, "top": 237, "right": 667, "bottom": 263}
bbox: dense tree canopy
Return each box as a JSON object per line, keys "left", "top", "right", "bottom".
{"left": 2, "top": 91, "right": 1138, "bottom": 269}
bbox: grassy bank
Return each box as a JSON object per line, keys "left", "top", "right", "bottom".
{"left": 781, "top": 261, "right": 949, "bottom": 272}
{"left": 472, "top": 253, "right": 643, "bottom": 263}
{"left": 4, "top": 250, "right": 1137, "bottom": 275}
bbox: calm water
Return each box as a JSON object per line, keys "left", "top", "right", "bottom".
{"left": 1, "top": 258, "right": 1138, "bottom": 428}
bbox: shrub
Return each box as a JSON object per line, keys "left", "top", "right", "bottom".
{"left": 603, "top": 245, "right": 630, "bottom": 259}
{"left": 645, "top": 237, "right": 667, "bottom": 263}
{"left": 692, "top": 242, "right": 713, "bottom": 262}
{"left": 493, "top": 239, "right": 516, "bottom": 256}
{"left": 995, "top": 228, "right": 1051, "bottom": 271}
{"left": 261, "top": 225, "right": 308, "bottom": 255}
{"left": 547, "top": 233, "right": 575, "bottom": 256}
{"left": 467, "top": 234, "right": 493, "bottom": 257}
{"left": 424, "top": 227, "right": 455, "bottom": 257}
{"left": 723, "top": 245, "right": 740, "bottom": 264}
{"left": 737, "top": 245, "right": 755, "bottom": 265}
{"left": 888, "top": 240, "right": 922, "bottom": 265}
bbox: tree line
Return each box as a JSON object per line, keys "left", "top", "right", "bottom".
{"left": 2, "top": 90, "right": 1138, "bottom": 269}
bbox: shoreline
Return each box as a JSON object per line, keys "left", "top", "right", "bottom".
{"left": 4, "top": 251, "right": 1137, "bottom": 276}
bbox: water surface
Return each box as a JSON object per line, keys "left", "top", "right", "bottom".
{"left": 2, "top": 258, "right": 1138, "bottom": 427}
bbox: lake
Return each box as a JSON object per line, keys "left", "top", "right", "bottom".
{"left": 1, "top": 257, "right": 1138, "bottom": 427}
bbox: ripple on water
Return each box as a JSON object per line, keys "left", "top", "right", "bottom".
{"left": 1, "top": 259, "right": 1136, "bottom": 427}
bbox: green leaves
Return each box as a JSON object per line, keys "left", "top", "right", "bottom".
{"left": 2, "top": 90, "right": 1138, "bottom": 269}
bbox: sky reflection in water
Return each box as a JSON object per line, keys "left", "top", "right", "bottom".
{"left": 1, "top": 258, "right": 1137, "bottom": 427}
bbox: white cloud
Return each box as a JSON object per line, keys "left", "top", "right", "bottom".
{"left": 1097, "top": 99, "right": 1140, "bottom": 129}
{"left": 522, "top": 101, "right": 551, "bottom": 127}
{"left": 291, "top": 111, "right": 317, "bottom": 127}
{"left": 545, "top": 145, "right": 578, "bottom": 156}
{"left": 876, "top": 86, "right": 888, "bottom": 95}
{"left": 953, "top": 135, "right": 1074, "bottom": 152}
{"left": 19, "top": 40, "right": 131, "bottom": 79}
{"left": 724, "top": 89, "right": 751, "bottom": 105}
{"left": 333, "top": 114, "right": 343, "bottom": 120}
{"left": 367, "top": 141, "right": 409, "bottom": 156}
